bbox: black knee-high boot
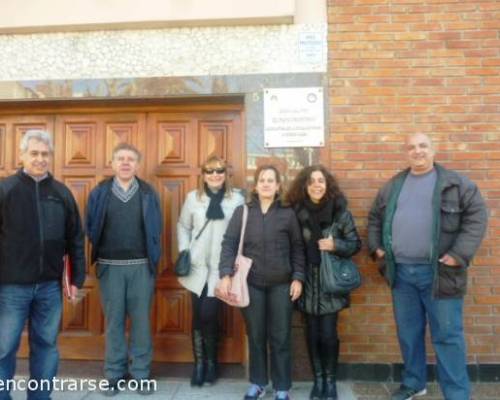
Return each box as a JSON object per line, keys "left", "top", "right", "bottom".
{"left": 204, "top": 333, "right": 218, "bottom": 385}
{"left": 321, "top": 339, "right": 339, "bottom": 400}
{"left": 191, "top": 329, "right": 205, "bottom": 386}
{"left": 306, "top": 332, "right": 324, "bottom": 400}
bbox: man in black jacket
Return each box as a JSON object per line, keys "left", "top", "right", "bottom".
{"left": 368, "top": 133, "right": 487, "bottom": 400}
{"left": 0, "top": 130, "right": 85, "bottom": 400}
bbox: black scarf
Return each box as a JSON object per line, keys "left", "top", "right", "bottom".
{"left": 303, "top": 198, "right": 335, "bottom": 241}
{"left": 205, "top": 185, "right": 225, "bottom": 220}
{"left": 301, "top": 198, "right": 335, "bottom": 265}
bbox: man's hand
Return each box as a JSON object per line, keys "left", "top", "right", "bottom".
{"left": 439, "top": 254, "right": 460, "bottom": 267}
{"left": 69, "top": 285, "right": 79, "bottom": 301}
{"left": 375, "top": 248, "right": 386, "bottom": 259}
{"left": 290, "top": 280, "right": 303, "bottom": 301}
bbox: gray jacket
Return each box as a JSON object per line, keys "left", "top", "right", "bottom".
{"left": 367, "top": 163, "right": 488, "bottom": 298}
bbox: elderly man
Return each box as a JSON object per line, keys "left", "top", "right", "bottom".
{"left": 86, "top": 143, "right": 162, "bottom": 396}
{"left": 368, "top": 133, "right": 488, "bottom": 400}
{"left": 0, "top": 130, "right": 85, "bottom": 400}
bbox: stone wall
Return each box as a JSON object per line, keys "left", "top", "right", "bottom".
{"left": 0, "top": 23, "right": 326, "bottom": 81}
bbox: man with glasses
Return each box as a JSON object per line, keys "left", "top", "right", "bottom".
{"left": 86, "top": 143, "right": 162, "bottom": 396}
{"left": 0, "top": 130, "right": 85, "bottom": 400}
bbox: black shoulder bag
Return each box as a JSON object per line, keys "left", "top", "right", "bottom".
{"left": 174, "top": 219, "right": 210, "bottom": 277}
{"left": 319, "top": 221, "right": 361, "bottom": 295}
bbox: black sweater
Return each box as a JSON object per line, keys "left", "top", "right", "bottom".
{"left": 0, "top": 170, "right": 85, "bottom": 287}
{"left": 219, "top": 198, "right": 305, "bottom": 287}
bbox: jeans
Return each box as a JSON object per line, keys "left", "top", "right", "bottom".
{"left": 392, "top": 263, "right": 470, "bottom": 400}
{"left": 97, "top": 263, "right": 155, "bottom": 380}
{"left": 0, "top": 281, "right": 62, "bottom": 400}
{"left": 241, "top": 283, "right": 293, "bottom": 391}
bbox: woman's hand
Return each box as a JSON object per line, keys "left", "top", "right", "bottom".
{"left": 217, "top": 276, "right": 232, "bottom": 298}
{"left": 290, "top": 280, "right": 303, "bottom": 301}
{"left": 318, "top": 236, "right": 335, "bottom": 252}
{"left": 375, "top": 248, "right": 386, "bottom": 259}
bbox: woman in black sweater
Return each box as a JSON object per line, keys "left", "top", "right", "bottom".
{"left": 219, "top": 165, "right": 305, "bottom": 400}
{"left": 288, "top": 165, "right": 361, "bottom": 400}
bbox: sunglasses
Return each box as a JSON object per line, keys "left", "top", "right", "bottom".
{"left": 203, "top": 168, "right": 226, "bottom": 175}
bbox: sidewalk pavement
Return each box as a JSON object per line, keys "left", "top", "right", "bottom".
{"left": 7, "top": 379, "right": 500, "bottom": 400}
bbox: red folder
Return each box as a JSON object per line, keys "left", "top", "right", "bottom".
{"left": 63, "top": 255, "right": 72, "bottom": 298}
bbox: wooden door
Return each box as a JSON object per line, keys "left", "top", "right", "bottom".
{"left": 0, "top": 103, "right": 246, "bottom": 363}
{"left": 147, "top": 111, "right": 245, "bottom": 362}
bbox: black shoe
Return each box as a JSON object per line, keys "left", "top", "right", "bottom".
{"left": 204, "top": 334, "right": 219, "bottom": 385}
{"left": 391, "top": 385, "right": 427, "bottom": 400}
{"left": 102, "top": 377, "right": 127, "bottom": 397}
{"left": 205, "top": 359, "right": 218, "bottom": 385}
{"left": 321, "top": 339, "right": 339, "bottom": 400}
{"left": 132, "top": 378, "right": 156, "bottom": 396}
{"left": 309, "top": 378, "right": 323, "bottom": 400}
{"left": 323, "top": 378, "right": 338, "bottom": 400}
{"left": 191, "top": 329, "right": 205, "bottom": 386}
{"left": 305, "top": 326, "right": 324, "bottom": 400}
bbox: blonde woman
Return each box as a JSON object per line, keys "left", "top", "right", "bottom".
{"left": 177, "top": 156, "right": 244, "bottom": 386}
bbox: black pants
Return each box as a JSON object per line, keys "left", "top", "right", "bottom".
{"left": 241, "top": 283, "right": 293, "bottom": 391}
{"left": 191, "top": 285, "right": 220, "bottom": 336}
{"left": 305, "top": 312, "right": 338, "bottom": 353}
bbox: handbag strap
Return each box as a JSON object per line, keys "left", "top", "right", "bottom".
{"left": 194, "top": 219, "right": 210, "bottom": 241}
{"left": 237, "top": 205, "right": 249, "bottom": 256}
{"left": 325, "top": 213, "right": 340, "bottom": 239}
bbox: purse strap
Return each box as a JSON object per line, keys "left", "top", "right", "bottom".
{"left": 237, "top": 205, "right": 249, "bottom": 256}
{"left": 325, "top": 212, "right": 341, "bottom": 239}
{"left": 194, "top": 219, "right": 210, "bottom": 241}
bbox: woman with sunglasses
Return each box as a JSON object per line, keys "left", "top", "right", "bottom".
{"left": 177, "top": 156, "right": 244, "bottom": 386}
{"left": 219, "top": 165, "right": 305, "bottom": 400}
{"left": 287, "top": 165, "right": 361, "bottom": 400}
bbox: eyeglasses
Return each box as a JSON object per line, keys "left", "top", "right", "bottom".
{"left": 203, "top": 168, "right": 226, "bottom": 175}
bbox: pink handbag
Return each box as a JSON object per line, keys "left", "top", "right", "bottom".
{"left": 215, "top": 205, "right": 252, "bottom": 307}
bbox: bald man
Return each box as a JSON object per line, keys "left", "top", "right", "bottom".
{"left": 368, "top": 134, "right": 488, "bottom": 400}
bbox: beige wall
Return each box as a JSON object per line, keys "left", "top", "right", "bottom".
{"left": 0, "top": 0, "right": 325, "bottom": 32}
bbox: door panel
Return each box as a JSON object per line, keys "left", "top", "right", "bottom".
{"left": 0, "top": 116, "right": 55, "bottom": 178}
{"left": 0, "top": 103, "right": 245, "bottom": 363}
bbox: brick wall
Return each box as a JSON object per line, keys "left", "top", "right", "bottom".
{"left": 327, "top": 0, "right": 500, "bottom": 365}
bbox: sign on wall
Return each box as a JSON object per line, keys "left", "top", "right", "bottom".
{"left": 264, "top": 87, "right": 325, "bottom": 148}
{"left": 298, "top": 32, "right": 324, "bottom": 64}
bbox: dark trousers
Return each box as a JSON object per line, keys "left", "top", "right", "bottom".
{"left": 305, "top": 313, "right": 338, "bottom": 366}
{"left": 241, "top": 283, "right": 293, "bottom": 391}
{"left": 191, "top": 285, "right": 220, "bottom": 336}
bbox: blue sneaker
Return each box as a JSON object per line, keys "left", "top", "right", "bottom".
{"left": 391, "top": 385, "right": 427, "bottom": 400}
{"left": 274, "top": 390, "right": 290, "bottom": 400}
{"left": 244, "top": 384, "right": 266, "bottom": 400}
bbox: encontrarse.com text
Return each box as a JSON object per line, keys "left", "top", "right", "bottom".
{"left": 0, "top": 377, "right": 157, "bottom": 393}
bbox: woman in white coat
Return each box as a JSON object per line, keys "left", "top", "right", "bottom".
{"left": 177, "top": 155, "right": 244, "bottom": 386}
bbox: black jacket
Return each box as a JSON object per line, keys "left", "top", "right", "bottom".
{"left": 219, "top": 198, "right": 305, "bottom": 287}
{"left": 367, "top": 163, "right": 488, "bottom": 298}
{"left": 296, "top": 203, "right": 362, "bottom": 315}
{"left": 0, "top": 170, "right": 85, "bottom": 287}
